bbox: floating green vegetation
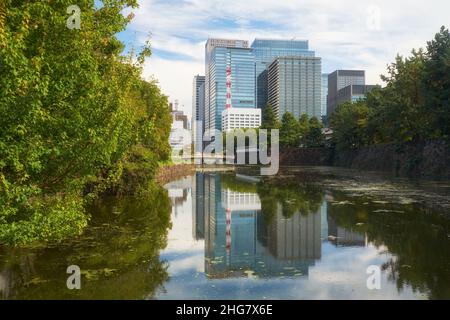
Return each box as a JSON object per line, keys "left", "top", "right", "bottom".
{"left": 257, "top": 179, "right": 324, "bottom": 221}
{"left": 0, "top": 184, "right": 172, "bottom": 299}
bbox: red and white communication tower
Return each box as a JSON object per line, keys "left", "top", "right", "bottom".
{"left": 225, "top": 208, "right": 232, "bottom": 264}
{"left": 225, "top": 64, "right": 232, "bottom": 109}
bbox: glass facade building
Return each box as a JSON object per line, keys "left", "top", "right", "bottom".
{"left": 268, "top": 56, "right": 322, "bottom": 120}
{"left": 251, "top": 39, "right": 315, "bottom": 109}
{"left": 321, "top": 74, "right": 328, "bottom": 117}
{"left": 192, "top": 75, "right": 205, "bottom": 148}
{"left": 205, "top": 39, "right": 255, "bottom": 133}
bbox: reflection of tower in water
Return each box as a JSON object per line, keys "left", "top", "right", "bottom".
{"left": 203, "top": 173, "right": 216, "bottom": 263}
{"left": 166, "top": 177, "right": 190, "bottom": 217}
{"left": 225, "top": 209, "right": 231, "bottom": 266}
{"left": 327, "top": 214, "right": 367, "bottom": 247}
{"left": 196, "top": 173, "right": 325, "bottom": 279}
{"left": 192, "top": 173, "right": 205, "bottom": 240}
{"left": 267, "top": 203, "right": 321, "bottom": 260}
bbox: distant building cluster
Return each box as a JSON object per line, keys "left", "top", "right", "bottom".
{"left": 192, "top": 37, "right": 377, "bottom": 139}
{"left": 169, "top": 100, "right": 191, "bottom": 151}
{"left": 326, "top": 70, "right": 376, "bottom": 116}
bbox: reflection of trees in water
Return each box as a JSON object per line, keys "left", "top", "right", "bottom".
{"left": 0, "top": 251, "right": 37, "bottom": 299}
{"left": 257, "top": 181, "right": 324, "bottom": 222}
{"left": 222, "top": 174, "right": 324, "bottom": 222}
{"left": 0, "top": 185, "right": 172, "bottom": 299}
{"left": 328, "top": 191, "right": 450, "bottom": 299}
{"left": 210, "top": 175, "right": 323, "bottom": 278}
{"left": 221, "top": 174, "right": 258, "bottom": 194}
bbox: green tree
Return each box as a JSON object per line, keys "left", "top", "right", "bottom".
{"left": 330, "top": 101, "right": 370, "bottom": 150}
{"left": 280, "top": 112, "right": 300, "bottom": 147}
{"left": 261, "top": 104, "right": 280, "bottom": 129}
{"left": 298, "top": 113, "right": 310, "bottom": 146}
{"left": 423, "top": 26, "right": 450, "bottom": 139}
{"left": 304, "top": 116, "right": 325, "bottom": 147}
{"left": 298, "top": 113, "right": 309, "bottom": 142}
{"left": 377, "top": 50, "right": 427, "bottom": 143}
{"left": 0, "top": 1, "right": 171, "bottom": 245}
{"left": 260, "top": 104, "right": 279, "bottom": 149}
{"left": 330, "top": 26, "right": 449, "bottom": 149}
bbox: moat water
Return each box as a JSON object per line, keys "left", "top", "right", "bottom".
{"left": 1, "top": 168, "right": 450, "bottom": 299}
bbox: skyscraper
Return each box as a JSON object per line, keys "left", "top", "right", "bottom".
{"left": 205, "top": 39, "right": 255, "bottom": 134}
{"left": 335, "top": 84, "right": 377, "bottom": 106}
{"left": 192, "top": 75, "right": 205, "bottom": 149}
{"left": 267, "top": 56, "right": 322, "bottom": 120}
{"left": 321, "top": 73, "right": 328, "bottom": 118}
{"left": 251, "top": 39, "right": 315, "bottom": 109}
{"left": 327, "top": 70, "right": 365, "bottom": 116}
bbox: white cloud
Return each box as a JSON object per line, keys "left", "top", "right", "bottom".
{"left": 125, "top": 0, "right": 450, "bottom": 117}
{"left": 142, "top": 56, "right": 204, "bottom": 117}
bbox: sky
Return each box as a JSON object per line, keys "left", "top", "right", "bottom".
{"left": 117, "top": 0, "right": 450, "bottom": 118}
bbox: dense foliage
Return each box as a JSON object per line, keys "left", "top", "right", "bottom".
{"left": 0, "top": 1, "right": 172, "bottom": 245}
{"left": 279, "top": 112, "right": 325, "bottom": 148}
{"left": 261, "top": 104, "right": 280, "bottom": 130}
{"left": 330, "top": 26, "right": 450, "bottom": 150}
{"left": 0, "top": 184, "right": 172, "bottom": 299}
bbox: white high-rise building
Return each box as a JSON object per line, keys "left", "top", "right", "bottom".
{"left": 221, "top": 108, "right": 261, "bottom": 132}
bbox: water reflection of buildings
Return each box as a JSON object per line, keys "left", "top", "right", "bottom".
{"left": 267, "top": 203, "right": 321, "bottom": 260}
{"left": 165, "top": 177, "right": 190, "bottom": 217}
{"left": 192, "top": 173, "right": 205, "bottom": 240}
{"left": 327, "top": 216, "right": 367, "bottom": 247}
{"left": 193, "top": 172, "right": 323, "bottom": 279}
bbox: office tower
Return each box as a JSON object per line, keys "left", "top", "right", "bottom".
{"left": 205, "top": 38, "right": 255, "bottom": 134}
{"left": 221, "top": 108, "right": 261, "bottom": 132}
{"left": 267, "top": 56, "right": 322, "bottom": 120}
{"left": 251, "top": 39, "right": 315, "bottom": 109}
{"left": 321, "top": 74, "right": 328, "bottom": 118}
{"left": 335, "top": 84, "right": 377, "bottom": 107}
{"left": 327, "top": 70, "right": 365, "bottom": 116}
{"left": 192, "top": 75, "right": 205, "bottom": 149}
